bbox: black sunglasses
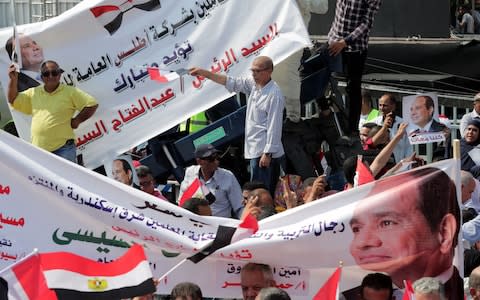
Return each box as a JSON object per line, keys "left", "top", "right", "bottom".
{"left": 41, "top": 69, "right": 62, "bottom": 77}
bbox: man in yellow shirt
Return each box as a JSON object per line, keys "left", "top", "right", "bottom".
{"left": 7, "top": 60, "right": 98, "bottom": 162}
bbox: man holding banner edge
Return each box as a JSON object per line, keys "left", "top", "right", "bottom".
{"left": 7, "top": 60, "right": 98, "bottom": 162}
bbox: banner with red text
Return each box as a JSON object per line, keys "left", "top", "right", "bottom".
{"left": 0, "top": 0, "right": 311, "bottom": 169}
{"left": 0, "top": 131, "right": 463, "bottom": 299}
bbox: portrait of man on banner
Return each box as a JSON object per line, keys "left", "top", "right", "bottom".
{"left": 402, "top": 94, "right": 447, "bottom": 145}
{"left": 104, "top": 154, "right": 140, "bottom": 189}
{"left": 345, "top": 167, "right": 463, "bottom": 299}
{"left": 4, "top": 33, "right": 44, "bottom": 92}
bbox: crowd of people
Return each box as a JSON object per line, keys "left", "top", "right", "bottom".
{"left": 106, "top": 86, "right": 480, "bottom": 300}
{"left": 100, "top": 75, "right": 480, "bottom": 300}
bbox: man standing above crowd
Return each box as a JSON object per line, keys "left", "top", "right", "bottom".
{"left": 372, "top": 93, "right": 412, "bottom": 163}
{"left": 190, "top": 56, "right": 285, "bottom": 195}
{"left": 327, "top": 0, "right": 382, "bottom": 134}
{"left": 272, "top": 0, "right": 327, "bottom": 125}
{"left": 178, "top": 144, "right": 244, "bottom": 219}
{"left": 7, "top": 61, "right": 98, "bottom": 162}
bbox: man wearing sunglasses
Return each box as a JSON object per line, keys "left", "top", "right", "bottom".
{"left": 189, "top": 56, "right": 285, "bottom": 196}
{"left": 178, "top": 144, "right": 244, "bottom": 219}
{"left": 7, "top": 60, "right": 98, "bottom": 162}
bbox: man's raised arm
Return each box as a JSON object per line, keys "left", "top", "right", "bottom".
{"left": 189, "top": 67, "right": 227, "bottom": 86}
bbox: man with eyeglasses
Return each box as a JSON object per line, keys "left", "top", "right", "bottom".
{"left": 135, "top": 165, "right": 168, "bottom": 200}
{"left": 178, "top": 144, "right": 244, "bottom": 218}
{"left": 5, "top": 34, "right": 44, "bottom": 92}
{"left": 189, "top": 56, "right": 285, "bottom": 196}
{"left": 7, "top": 60, "right": 98, "bottom": 162}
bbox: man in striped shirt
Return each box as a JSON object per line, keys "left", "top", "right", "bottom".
{"left": 327, "top": 0, "right": 381, "bottom": 135}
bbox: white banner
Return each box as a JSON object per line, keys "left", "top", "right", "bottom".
{"left": 0, "top": 0, "right": 311, "bottom": 169}
{"left": 0, "top": 131, "right": 464, "bottom": 299}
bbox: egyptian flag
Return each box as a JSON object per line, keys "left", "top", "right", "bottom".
{"left": 147, "top": 67, "right": 180, "bottom": 83}
{"left": 187, "top": 213, "right": 259, "bottom": 263}
{"left": 312, "top": 267, "right": 341, "bottom": 300}
{"left": 179, "top": 178, "right": 216, "bottom": 207}
{"left": 178, "top": 178, "right": 203, "bottom": 207}
{"left": 1, "top": 251, "right": 58, "bottom": 300}
{"left": 353, "top": 155, "right": 375, "bottom": 187}
{"left": 42, "top": 244, "right": 155, "bottom": 299}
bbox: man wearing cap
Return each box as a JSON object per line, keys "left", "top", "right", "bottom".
{"left": 7, "top": 60, "right": 98, "bottom": 162}
{"left": 460, "top": 92, "right": 480, "bottom": 138}
{"left": 178, "top": 144, "right": 244, "bottom": 218}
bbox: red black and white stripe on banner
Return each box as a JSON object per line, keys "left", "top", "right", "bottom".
{"left": 41, "top": 244, "right": 155, "bottom": 299}
{"left": 187, "top": 213, "right": 259, "bottom": 264}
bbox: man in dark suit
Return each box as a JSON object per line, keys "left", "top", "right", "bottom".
{"left": 409, "top": 95, "right": 445, "bottom": 133}
{"left": 408, "top": 95, "right": 451, "bottom": 159}
{"left": 112, "top": 158, "right": 140, "bottom": 189}
{"left": 5, "top": 34, "right": 44, "bottom": 92}
{"left": 346, "top": 167, "right": 463, "bottom": 299}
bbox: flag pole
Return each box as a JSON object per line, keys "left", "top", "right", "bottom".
{"left": 453, "top": 139, "right": 460, "bottom": 160}
{"left": 157, "top": 257, "right": 188, "bottom": 283}
{"left": 0, "top": 248, "right": 38, "bottom": 274}
{"left": 9, "top": 0, "right": 22, "bottom": 71}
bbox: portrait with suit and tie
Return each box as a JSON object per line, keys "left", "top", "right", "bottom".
{"left": 4, "top": 34, "right": 44, "bottom": 92}
{"left": 403, "top": 94, "right": 447, "bottom": 135}
{"left": 403, "top": 94, "right": 450, "bottom": 159}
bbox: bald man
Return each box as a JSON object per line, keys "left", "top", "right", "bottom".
{"left": 190, "top": 56, "right": 285, "bottom": 196}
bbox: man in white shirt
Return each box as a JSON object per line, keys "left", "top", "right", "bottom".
{"left": 272, "top": 0, "right": 327, "bottom": 123}
{"left": 178, "top": 144, "right": 244, "bottom": 218}
{"left": 460, "top": 93, "right": 480, "bottom": 138}
{"left": 189, "top": 56, "right": 285, "bottom": 195}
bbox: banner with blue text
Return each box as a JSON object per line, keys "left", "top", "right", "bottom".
{"left": 0, "top": 131, "right": 463, "bottom": 298}
{"left": 0, "top": 0, "right": 311, "bottom": 168}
